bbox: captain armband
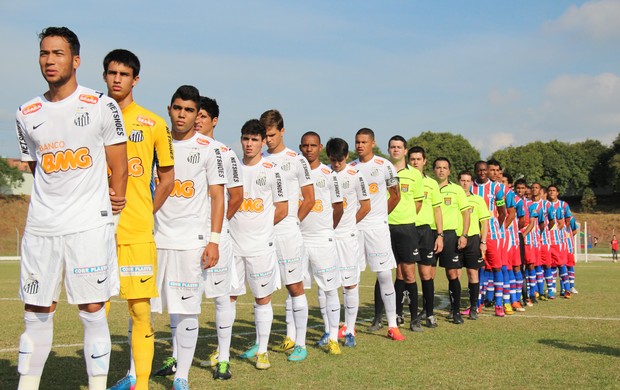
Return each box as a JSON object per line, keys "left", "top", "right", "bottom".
{"left": 496, "top": 199, "right": 506, "bottom": 207}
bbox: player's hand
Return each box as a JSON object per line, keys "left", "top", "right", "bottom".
{"left": 434, "top": 236, "right": 444, "bottom": 254}
{"left": 458, "top": 236, "right": 467, "bottom": 250}
{"left": 201, "top": 242, "right": 219, "bottom": 269}
{"left": 480, "top": 243, "right": 487, "bottom": 257}
{"left": 109, "top": 187, "right": 126, "bottom": 214}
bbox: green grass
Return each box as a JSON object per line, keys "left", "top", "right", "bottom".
{"left": 1, "top": 261, "right": 619, "bottom": 389}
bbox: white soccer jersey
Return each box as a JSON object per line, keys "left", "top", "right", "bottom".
{"left": 206, "top": 137, "right": 243, "bottom": 233}
{"left": 334, "top": 165, "right": 370, "bottom": 237}
{"left": 154, "top": 133, "right": 227, "bottom": 250}
{"left": 263, "top": 147, "right": 313, "bottom": 234}
{"left": 350, "top": 156, "right": 398, "bottom": 231}
{"left": 230, "top": 158, "right": 288, "bottom": 256}
{"left": 15, "top": 85, "right": 126, "bottom": 236}
{"left": 300, "top": 163, "right": 343, "bottom": 246}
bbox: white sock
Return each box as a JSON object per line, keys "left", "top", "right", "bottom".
{"left": 170, "top": 314, "right": 180, "bottom": 360}
{"left": 344, "top": 286, "right": 359, "bottom": 334}
{"left": 215, "top": 295, "right": 234, "bottom": 362}
{"left": 324, "top": 289, "right": 340, "bottom": 341}
{"left": 127, "top": 317, "right": 135, "bottom": 377}
{"left": 79, "top": 307, "right": 111, "bottom": 388}
{"left": 291, "top": 294, "right": 308, "bottom": 347}
{"left": 317, "top": 289, "right": 329, "bottom": 333}
{"left": 254, "top": 302, "right": 273, "bottom": 354}
{"left": 285, "top": 294, "right": 296, "bottom": 340}
{"left": 377, "top": 270, "right": 397, "bottom": 327}
{"left": 174, "top": 314, "right": 199, "bottom": 381}
{"left": 18, "top": 311, "right": 54, "bottom": 381}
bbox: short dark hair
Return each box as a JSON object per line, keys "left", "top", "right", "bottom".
{"left": 103, "top": 49, "right": 140, "bottom": 76}
{"left": 39, "top": 26, "right": 80, "bottom": 56}
{"left": 474, "top": 160, "right": 487, "bottom": 171}
{"left": 547, "top": 184, "right": 559, "bottom": 192}
{"left": 514, "top": 178, "right": 528, "bottom": 187}
{"left": 388, "top": 135, "right": 407, "bottom": 148}
{"left": 325, "top": 138, "right": 349, "bottom": 161}
{"left": 458, "top": 170, "right": 473, "bottom": 181}
{"left": 170, "top": 85, "right": 200, "bottom": 108}
{"left": 301, "top": 131, "right": 321, "bottom": 144}
{"left": 260, "top": 109, "right": 284, "bottom": 130}
{"left": 408, "top": 146, "right": 426, "bottom": 159}
{"left": 356, "top": 128, "right": 375, "bottom": 140}
{"left": 199, "top": 96, "right": 220, "bottom": 119}
{"left": 503, "top": 172, "right": 514, "bottom": 184}
{"left": 241, "top": 119, "right": 266, "bottom": 139}
{"left": 486, "top": 158, "right": 501, "bottom": 169}
{"left": 434, "top": 157, "right": 451, "bottom": 169}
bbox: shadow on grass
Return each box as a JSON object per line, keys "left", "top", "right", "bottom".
{"left": 539, "top": 339, "right": 620, "bottom": 357}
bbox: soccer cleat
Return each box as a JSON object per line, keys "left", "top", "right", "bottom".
{"left": 239, "top": 343, "right": 259, "bottom": 359}
{"left": 344, "top": 333, "right": 357, "bottom": 347}
{"left": 396, "top": 315, "right": 405, "bottom": 326}
{"left": 213, "top": 361, "right": 232, "bottom": 380}
{"left": 367, "top": 318, "right": 383, "bottom": 332}
{"left": 417, "top": 310, "right": 427, "bottom": 320}
{"left": 460, "top": 308, "right": 471, "bottom": 316}
{"left": 512, "top": 302, "right": 525, "bottom": 312}
{"left": 453, "top": 312, "right": 464, "bottom": 324}
{"left": 255, "top": 352, "right": 271, "bottom": 370}
{"left": 525, "top": 298, "right": 534, "bottom": 307}
{"left": 570, "top": 287, "right": 579, "bottom": 294}
{"left": 273, "top": 336, "right": 295, "bottom": 352}
{"left": 425, "top": 315, "right": 438, "bottom": 328}
{"left": 107, "top": 374, "right": 136, "bottom": 390}
{"left": 410, "top": 318, "right": 423, "bottom": 332}
{"left": 548, "top": 293, "right": 556, "bottom": 300}
{"left": 172, "top": 377, "right": 189, "bottom": 390}
{"left": 287, "top": 345, "right": 308, "bottom": 362}
{"left": 484, "top": 299, "right": 494, "bottom": 308}
{"left": 200, "top": 350, "right": 219, "bottom": 367}
{"left": 468, "top": 308, "right": 478, "bottom": 320}
{"left": 338, "top": 325, "right": 356, "bottom": 339}
{"left": 446, "top": 311, "right": 454, "bottom": 320}
{"left": 387, "top": 327, "right": 405, "bottom": 341}
{"left": 564, "top": 291, "right": 572, "bottom": 299}
{"left": 317, "top": 332, "right": 330, "bottom": 347}
{"left": 327, "top": 339, "right": 342, "bottom": 355}
{"left": 152, "top": 356, "right": 176, "bottom": 377}
{"left": 503, "top": 303, "right": 514, "bottom": 315}
{"left": 495, "top": 305, "right": 505, "bottom": 317}
{"left": 539, "top": 294, "right": 548, "bottom": 301}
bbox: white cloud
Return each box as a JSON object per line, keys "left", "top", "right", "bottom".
{"left": 544, "top": 0, "right": 620, "bottom": 40}
{"left": 473, "top": 132, "right": 515, "bottom": 155}
{"left": 488, "top": 88, "right": 522, "bottom": 106}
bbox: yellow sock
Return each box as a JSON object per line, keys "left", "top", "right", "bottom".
{"left": 128, "top": 299, "right": 154, "bottom": 390}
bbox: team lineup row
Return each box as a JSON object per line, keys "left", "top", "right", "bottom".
{"left": 13, "top": 27, "right": 577, "bottom": 390}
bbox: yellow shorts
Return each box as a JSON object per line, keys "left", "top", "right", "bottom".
{"left": 117, "top": 242, "right": 158, "bottom": 300}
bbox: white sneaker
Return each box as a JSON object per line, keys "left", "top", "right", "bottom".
{"left": 569, "top": 287, "right": 579, "bottom": 294}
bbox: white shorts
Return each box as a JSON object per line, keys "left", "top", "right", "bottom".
{"left": 151, "top": 248, "right": 204, "bottom": 315}
{"left": 230, "top": 251, "right": 280, "bottom": 299}
{"left": 358, "top": 226, "right": 397, "bottom": 272}
{"left": 274, "top": 230, "right": 307, "bottom": 286}
{"left": 306, "top": 242, "right": 341, "bottom": 292}
{"left": 20, "top": 224, "right": 119, "bottom": 306}
{"left": 203, "top": 233, "right": 238, "bottom": 298}
{"left": 336, "top": 232, "right": 361, "bottom": 287}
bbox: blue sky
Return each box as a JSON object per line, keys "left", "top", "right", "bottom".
{"left": 2, "top": 1, "right": 619, "bottom": 158}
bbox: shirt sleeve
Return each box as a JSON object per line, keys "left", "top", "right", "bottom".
{"left": 412, "top": 169, "right": 425, "bottom": 201}
{"left": 15, "top": 113, "right": 36, "bottom": 162}
{"left": 430, "top": 182, "right": 442, "bottom": 208}
{"left": 296, "top": 155, "right": 313, "bottom": 187}
{"left": 477, "top": 196, "right": 492, "bottom": 221}
{"left": 330, "top": 172, "right": 343, "bottom": 203}
{"left": 355, "top": 172, "right": 370, "bottom": 201}
{"left": 384, "top": 160, "right": 399, "bottom": 188}
{"left": 224, "top": 148, "right": 243, "bottom": 189}
{"left": 457, "top": 186, "right": 471, "bottom": 212}
{"left": 563, "top": 202, "right": 573, "bottom": 218}
{"left": 272, "top": 167, "right": 288, "bottom": 203}
{"left": 204, "top": 145, "right": 228, "bottom": 186}
{"left": 100, "top": 97, "right": 127, "bottom": 146}
{"left": 153, "top": 122, "right": 174, "bottom": 167}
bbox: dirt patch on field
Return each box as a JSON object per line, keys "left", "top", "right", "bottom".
{"left": 0, "top": 195, "right": 29, "bottom": 256}
{"left": 572, "top": 212, "right": 620, "bottom": 249}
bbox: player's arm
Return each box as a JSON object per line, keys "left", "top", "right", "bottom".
{"left": 497, "top": 204, "right": 506, "bottom": 226}
{"left": 387, "top": 183, "right": 400, "bottom": 214}
{"left": 433, "top": 205, "right": 444, "bottom": 253}
{"left": 332, "top": 201, "right": 344, "bottom": 229}
{"left": 226, "top": 186, "right": 243, "bottom": 220}
{"left": 458, "top": 208, "right": 470, "bottom": 249}
{"left": 274, "top": 201, "right": 288, "bottom": 225}
{"left": 415, "top": 200, "right": 422, "bottom": 214}
{"left": 298, "top": 183, "right": 315, "bottom": 222}
{"left": 105, "top": 142, "right": 128, "bottom": 214}
{"left": 153, "top": 165, "right": 174, "bottom": 214}
{"left": 480, "top": 219, "right": 489, "bottom": 256}
{"left": 356, "top": 199, "right": 371, "bottom": 223}
{"left": 202, "top": 183, "right": 225, "bottom": 269}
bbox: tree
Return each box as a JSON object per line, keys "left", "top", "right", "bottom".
{"left": 407, "top": 131, "right": 481, "bottom": 179}
{"left": 0, "top": 157, "right": 24, "bottom": 193}
{"left": 581, "top": 187, "right": 597, "bottom": 213}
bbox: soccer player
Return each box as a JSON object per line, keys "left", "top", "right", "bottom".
{"left": 532, "top": 184, "right": 554, "bottom": 300}
{"left": 408, "top": 146, "right": 444, "bottom": 328}
{"left": 433, "top": 158, "right": 471, "bottom": 324}
{"left": 325, "top": 138, "right": 370, "bottom": 347}
{"left": 514, "top": 179, "right": 541, "bottom": 305}
{"left": 229, "top": 119, "right": 288, "bottom": 370}
{"left": 151, "top": 85, "right": 226, "bottom": 390}
{"left": 547, "top": 185, "right": 572, "bottom": 299}
{"left": 502, "top": 173, "right": 526, "bottom": 312}
{"left": 457, "top": 171, "right": 490, "bottom": 320}
{"left": 102, "top": 49, "right": 175, "bottom": 390}
{"left": 566, "top": 216, "right": 579, "bottom": 294}
{"left": 385, "top": 136, "right": 424, "bottom": 331}
{"left": 471, "top": 161, "right": 507, "bottom": 317}
{"left": 255, "top": 109, "right": 314, "bottom": 359}
{"left": 190, "top": 96, "right": 243, "bottom": 380}
{"left": 299, "top": 132, "right": 344, "bottom": 355}
{"left": 351, "top": 128, "right": 405, "bottom": 340}
{"left": 15, "top": 27, "right": 128, "bottom": 390}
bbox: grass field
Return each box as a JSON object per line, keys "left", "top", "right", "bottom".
{"left": 1, "top": 261, "right": 619, "bottom": 389}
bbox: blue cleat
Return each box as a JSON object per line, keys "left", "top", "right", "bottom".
{"left": 316, "top": 332, "right": 330, "bottom": 347}
{"left": 172, "top": 377, "right": 190, "bottom": 390}
{"left": 107, "top": 374, "right": 136, "bottom": 390}
{"left": 288, "top": 345, "right": 308, "bottom": 361}
{"left": 344, "top": 333, "right": 357, "bottom": 347}
{"left": 239, "top": 343, "right": 259, "bottom": 359}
